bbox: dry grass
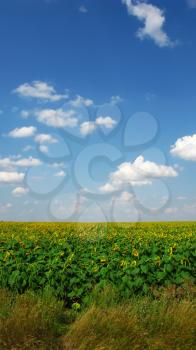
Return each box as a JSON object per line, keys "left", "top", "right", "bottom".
{"left": 0, "top": 289, "right": 66, "bottom": 350}
{"left": 0, "top": 286, "right": 195, "bottom": 350}
{"left": 61, "top": 287, "right": 196, "bottom": 350}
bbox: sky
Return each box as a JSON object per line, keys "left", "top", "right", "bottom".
{"left": 0, "top": 0, "right": 196, "bottom": 222}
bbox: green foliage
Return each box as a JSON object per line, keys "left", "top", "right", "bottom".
{"left": 0, "top": 222, "right": 195, "bottom": 307}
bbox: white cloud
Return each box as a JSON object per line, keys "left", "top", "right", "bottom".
{"left": 13, "top": 81, "right": 68, "bottom": 102}
{"left": 12, "top": 187, "right": 29, "bottom": 197}
{"left": 122, "top": 0, "right": 174, "bottom": 47}
{"left": 9, "top": 126, "right": 37, "bottom": 138}
{"left": 0, "top": 171, "right": 25, "bottom": 184}
{"left": 55, "top": 170, "right": 66, "bottom": 177}
{"left": 100, "top": 155, "right": 178, "bottom": 193}
{"left": 35, "top": 108, "right": 78, "bottom": 128}
{"left": 96, "top": 116, "right": 117, "bottom": 128}
{"left": 0, "top": 156, "right": 42, "bottom": 169}
{"left": 35, "top": 133, "right": 58, "bottom": 144}
{"left": 70, "top": 95, "right": 94, "bottom": 107}
{"left": 170, "top": 134, "right": 196, "bottom": 161}
{"left": 35, "top": 133, "right": 58, "bottom": 154}
{"left": 80, "top": 121, "right": 96, "bottom": 135}
{"left": 39, "top": 145, "right": 49, "bottom": 154}
{"left": 15, "top": 157, "right": 42, "bottom": 167}
{"left": 79, "top": 5, "right": 88, "bottom": 13}
{"left": 119, "top": 191, "right": 134, "bottom": 201}
{"left": 80, "top": 116, "right": 117, "bottom": 135}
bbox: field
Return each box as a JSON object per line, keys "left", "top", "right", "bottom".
{"left": 0, "top": 222, "right": 195, "bottom": 305}
{"left": 0, "top": 222, "right": 196, "bottom": 349}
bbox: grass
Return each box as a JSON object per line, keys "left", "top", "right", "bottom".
{"left": 0, "top": 288, "right": 67, "bottom": 350}
{"left": 62, "top": 285, "right": 196, "bottom": 350}
{"left": 63, "top": 300, "right": 195, "bottom": 350}
{"left": 0, "top": 285, "right": 195, "bottom": 350}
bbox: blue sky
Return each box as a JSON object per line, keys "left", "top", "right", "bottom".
{"left": 0, "top": 0, "right": 196, "bottom": 221}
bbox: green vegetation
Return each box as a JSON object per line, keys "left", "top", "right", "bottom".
{"left": 0, "top": 222, "right": 195, "bottom": 349}
{"left": 0, "top": 222, "right": 195, "bottom": 306}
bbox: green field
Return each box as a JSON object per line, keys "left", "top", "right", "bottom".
{"left": 0, "top": 222, "right": 196, "bottom": 349}
{"left": 0, "top": 222, "right": 195, "bottom": 305}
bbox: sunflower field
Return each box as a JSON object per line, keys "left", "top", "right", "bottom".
{"left": 0, "top": 222, "right": 195, "bottom": 307}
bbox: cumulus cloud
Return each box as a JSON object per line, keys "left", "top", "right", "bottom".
{"left": 15, "top": 157, "right": 42, "bottom": 167}
{"left": 35, "top": 108, "right": 78, "bottom": 128}
{"left": 13, "top": 81, "right": 68, "bottom": 102}
{"left": 80, "top": 121, "right": 96, "bottom": 136}
{"left": 70, "top": 95, "right": 94, "bottom": 107}
{"left": 35, "top": 133, "right": 58, "bottom": 144}
{"left": 9, "top": 126, "right": 37, "bottom": 138}
{"left": 96, "top": 116, "right": 117, "bottom": 128}
{"left": 122, "top": 0, "right": 175, "bottom": 47}
{"left": 12, "top": 187, "right": 29, "bottom": 197}
{"left": 100, "top": 156, "right": 178, "bottom": 193}
{"left": 0, "top": 156, "right": 42, "bottom": 169}
{"left": 39, "top": 145, "right": 49, "bottom": 154}
{"left": 0, "top": 171, "right": 25, "bottom": 184}
{"left": 35, "top": 134, "right": 58, "bottom": 155}
{"left": 170, "top": 134, "right": 196, "bottom": 161}
{"left": 80, "top": 116, "right": 117, "bottom": 135}
{"left": 55, "top": 170, "right": 66, "bottom": 177}
{"left": 119, "top": 191, "right": 134, "bottom": 201}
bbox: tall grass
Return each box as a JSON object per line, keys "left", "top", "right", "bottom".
{"left": 62, "top": 285, "right": 196, "bottom": 350}
{"left": 0, "top": 288, "right": 67, "bottom": 350}
{"left": 0, "top": 285, "right": 195, "bottom": 350}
